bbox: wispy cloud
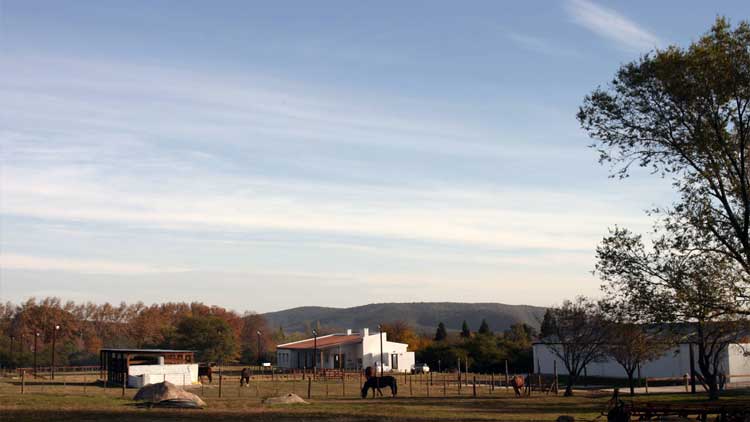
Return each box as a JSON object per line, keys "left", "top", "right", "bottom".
{"left": 506, "top": 32, "right": 582, "bottom": 57}
{"left": 0, "top": 254, "right": 190, "bottom": 275}
{"left": 565, "top": 0, "right": 663, "bottom": 52}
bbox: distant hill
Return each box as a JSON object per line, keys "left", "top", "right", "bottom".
{"left": 262, "top": 302, "right": 546, "bottom": 335}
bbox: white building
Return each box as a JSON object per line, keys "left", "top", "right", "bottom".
{"left": 100, "top": 348, "right": 199, "bottom": 388}
{"left": 276, "top": 328, "right": 415, "bottom": 373}
{"left": 533, "top": 342, "right": 750, "bottom": 383}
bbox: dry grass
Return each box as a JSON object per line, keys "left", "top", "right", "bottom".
{"left": 2, "top": 372, "right": 749, "bottom": 421}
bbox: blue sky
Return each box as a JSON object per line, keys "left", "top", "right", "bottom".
{"left": 1, "top": 1, "right": 747, "bottom": 313}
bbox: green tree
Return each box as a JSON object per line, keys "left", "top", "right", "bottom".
{"left": 173, "top": 315, "right": 238, "bottom": 363}
{"left": 434, "top": 322, "right": 448, "bottom": 342}
{"left": 478, "top": 319, "right": 491, "bottom": 335}
{"left": 578, "top": 18, "right": 750, "bottom": 286}
{"left": 460, "top": 320, "right": 471, "bottom": 338}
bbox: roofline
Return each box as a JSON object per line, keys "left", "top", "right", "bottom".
{"left": 100, "top": 348, "right": 195, "bottom": 353}
{"left": 277, "top": 333, "right": 339, "bottom": 348}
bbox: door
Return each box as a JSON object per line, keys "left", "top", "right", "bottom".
{"left": 391, "top": 354, "right": 398, "bottom": 370}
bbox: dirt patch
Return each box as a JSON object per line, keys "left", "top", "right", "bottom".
{"left": 263, "top": 393, "right": 310, "bottom": 405}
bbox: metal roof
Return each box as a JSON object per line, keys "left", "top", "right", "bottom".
{"left": 100, "top": 348, "right": 195, "bottom": 354}
{"left": 277, "top": 334, "right": 362, "bottom": 350}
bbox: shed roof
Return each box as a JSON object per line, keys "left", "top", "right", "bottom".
{"left": 100, "top": 348, "right": 195, "bottom": 354}
{"left": 277, "top": 335, "right": 362, "bottom": 350}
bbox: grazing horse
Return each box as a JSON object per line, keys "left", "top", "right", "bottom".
{"left": 361, "top": 376, "right": 397, "bottom": 398}
{"left": 509, "top": 375, "right": 525, "bottom": 397}
{"left": 198, "top": 365, "right": 213, "bottom": 384}
{"left": 240, "top": 368, "right": 252, "bottom": 387}
{"left": 364, "top": 366, "right": 375, "bottom": 379}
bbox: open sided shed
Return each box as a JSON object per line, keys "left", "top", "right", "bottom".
{"left": 100, "top": 348, "right": 196, "bottom": 387}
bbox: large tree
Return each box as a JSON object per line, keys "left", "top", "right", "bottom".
{"left": 596, "top": 227, "right": 749, "bottom": 399}
{"left": 173, "top": 315, "right": 238, "bottom": 363}
{"left": 539, "top": 297, "right": 608, "bottom": 396}
{"left": 578, "top": 18, "right": 750, "bottom": 287}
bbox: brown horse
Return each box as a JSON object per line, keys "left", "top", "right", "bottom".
{"left": 509, "top": 375, "right": 525, "bottom": 397}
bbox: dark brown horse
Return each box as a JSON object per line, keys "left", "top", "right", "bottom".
{"left": 198, "top": 364, "right": 213, "bottom": 384}
{"left": 361, "top": 376, "right": 397, "bottom": 398}
{"left": 240, "top": 368, "right": 252, "bottom": 386}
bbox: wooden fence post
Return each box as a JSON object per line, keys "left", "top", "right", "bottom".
{"left": 121, "top": 372, "right": 126, "bottom": 397}
{"left": 645, "top": 378, "right": 649, "bottom": 395}
{"left": 472, "top": 376, "right": 477, "bottom": 397}
{"left": 426, "top": 374, "right": 430, "bottom": 397}
{"left": 307, "top": 378, "right": 312, "bottom": 399}
{"left": 443, "top": 377, "right": 447, "bottom": 396}
{"left": 21, "top": 370, "right": 25, "bottom": 394}
{"left": 409, "top": 375, "right": 413, "bottom": 396}
{"left": 83, "top": 374, "right": 87, "bottom": 394}
{"left": 491, "top": 373, "right": 494, "bottom": 393}
{"left": 218, "top": 366, "right": 223, "bottom": 398}
{"left": 342, "top": 375, "right": 346, "bottom": 396}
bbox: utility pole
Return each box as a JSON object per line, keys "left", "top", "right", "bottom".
{"left": 312, "top": 329, "right": 318, "bottom": 379}
{"left": 256, "top": 330, "right": 262, "bottom": 366}
{"left": 51, "top": 325, "right": 60, "bottom": 379}
{"left": 378, "top": 324, "right": 384, "bottom": 378}
{"left": 33, "top": 332, "right": 40, "bottom": 377}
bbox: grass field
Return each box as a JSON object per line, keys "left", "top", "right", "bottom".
{"left": 2, "top": 370, "right": 749, "bottom": 421}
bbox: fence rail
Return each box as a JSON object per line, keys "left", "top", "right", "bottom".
{"left": 15, "top": 365, "right": 100, "bottom": 376}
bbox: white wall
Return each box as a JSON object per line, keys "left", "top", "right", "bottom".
{"left": 127, "top": 363, "right": 199, "bottom": 388}
{"left": 533, "top": 343, "right": 742, "bottom": 380}
{"left": 361, "top": 332, "right": 414, "bottom": 373}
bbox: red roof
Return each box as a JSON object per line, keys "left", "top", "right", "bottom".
{"left": 278, "top": 335, "right": 362, "bottom": 350}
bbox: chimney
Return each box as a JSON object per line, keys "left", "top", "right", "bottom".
{"left": 362, "top": 328, "right": 369, "bottom": 337}
{"left": 346, "top": 329, "right": 352, "bottom": 335}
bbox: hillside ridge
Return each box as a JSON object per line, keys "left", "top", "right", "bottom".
{"left": 262, "top": 302, "right": 546, "bottom": 334}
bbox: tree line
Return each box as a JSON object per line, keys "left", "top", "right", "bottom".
{"left": 0, "top": 297, "right": 277, "bottom": 367}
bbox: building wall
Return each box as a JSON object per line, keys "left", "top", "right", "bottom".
{"left": 362, "top": 332, "right": 414, "bottom": 373}
{"left": 276, "top": 330, "right": 415, "bottom": 372}
{"left": 533, "top": 343, "right": 741, "bottom": 380}
{"left": 127, "top": 363, "right": 199, "bottom": 388}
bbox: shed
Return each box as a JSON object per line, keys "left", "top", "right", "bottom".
{"left": 99, "top": 348, "right": 196, "bottom": 387}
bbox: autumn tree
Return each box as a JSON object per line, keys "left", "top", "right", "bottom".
{"left": 539, "top": 298, "right": 608, "bottom": 396}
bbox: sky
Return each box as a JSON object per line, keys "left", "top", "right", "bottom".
{"left": 1, "top": 1, "right": 748, "bottom": 313}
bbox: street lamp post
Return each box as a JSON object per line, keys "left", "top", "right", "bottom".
{"left": 377, "top": 324, "right": 384, "bottom": 378}
{"left": 312, "top": 329, "right": 318, "bottom": 379}
{"left": 51, "top": 325, "right": 60, "bottom": 380}
{"left": 256, "top": 330, "right": 262, "bottom": 366}
{"left": 33, "top": 332, "right": 40, "bottom": 377}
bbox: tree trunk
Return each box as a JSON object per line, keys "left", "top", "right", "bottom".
{"left": 626, "top": 370, "right": 635, "bottom": 396}
{"left": 706, "top": 374, "right": 719, "bottom": 401}
{"left": 564, "top": 375, "right": 576, "bottom": 396}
